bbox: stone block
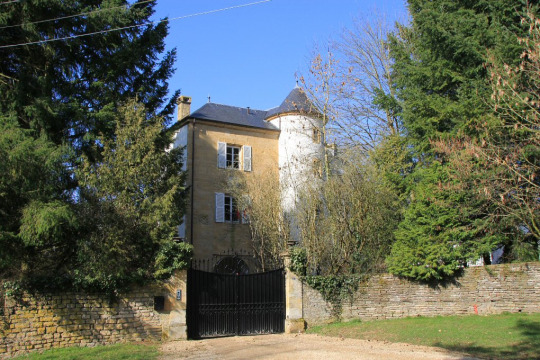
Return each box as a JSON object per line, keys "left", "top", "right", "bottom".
{"left": 285, "top": 318, "right": 305, "bottom": 334}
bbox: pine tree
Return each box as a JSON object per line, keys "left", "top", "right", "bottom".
{"left": 74, "top": 99, "right": 188, "bottom": 291}
{"left": 0, "top": 1, "right": 187, "bottom": 291}
{"left": 385, "top": 0, "right": 536, "bottom": 280}
{"left": 0, "top": 0, "right": 178, "bottom": 147}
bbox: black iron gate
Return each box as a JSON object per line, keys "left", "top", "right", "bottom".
{"left": 187, "top": 268, "right": 285, "bottom": 339}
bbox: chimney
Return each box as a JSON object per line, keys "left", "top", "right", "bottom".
{"left": 177, "top": 95, "right": 192, "bottom": 121}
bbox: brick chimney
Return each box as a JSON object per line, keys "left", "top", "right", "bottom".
{"left": 177, "top": 95, "right": 192, "bottom": 121}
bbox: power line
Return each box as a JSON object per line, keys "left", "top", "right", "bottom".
{"left": 0, "top": 0, "right": 154, "bottom": 30}
{"left": 0, "top": 0, "right": 271, "bottom": 49}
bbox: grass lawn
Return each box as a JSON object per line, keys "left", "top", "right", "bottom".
{"left": 14, "top": 343, "right": 159, "bottom": 360}
{"left": 308, "top": 312, "right": 540, "bottom": 360}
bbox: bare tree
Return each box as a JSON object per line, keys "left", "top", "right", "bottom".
{"left": 300, "top": 13, "right": 401, "bottom": 152}
{"left": 296, "top": 151, "right": 400, "bottom": 275}
{"left": 226, "top": 170, "right": 290, "bottom": 271}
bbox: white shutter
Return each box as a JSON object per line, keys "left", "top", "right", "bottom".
{"left": 241, "top": 195, "right": 251, "bottom": 224}
{"left": 178, "top": 215, "right": 186, "bottom": 238}
{"left": 243, "top": 145, "right": 252, "bottom": 172}
{"left": 217, "top": 142, "right": 226, "bottom": 168}
{"left": 215, "top": 192, "right": 225, "bottom": 223}
{"left": 241, "top": 210, "right": 249, "bottom": 224}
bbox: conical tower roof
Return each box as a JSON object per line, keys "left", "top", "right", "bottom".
{"left": 265, "top": 87, "right": 319, "bottom": 120}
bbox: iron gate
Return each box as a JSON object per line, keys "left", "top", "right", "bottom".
{"left": 186, "top": 268, "right": 285, "bottom": 339}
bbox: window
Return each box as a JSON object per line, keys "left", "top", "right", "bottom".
{"left": 226, "top": 145, "right": 240, "bottom": 169}
{"left": 312, "top": 128, "right": 322, "bottom": 143}
{"left": 215, "top": 193, "right": 248, "bottom": 224}
{"left": 224, "top": 195, "right": 240, "bottom": 223}
{"left": 217, "top": 142, "right": 251, "bottom": 171}
{"left": 313, "top": 158, "right": 323, "bottom": 178}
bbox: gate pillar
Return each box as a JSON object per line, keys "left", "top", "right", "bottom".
{"left": 162, "top": 270, "right": 188, "bottom": 340}
{"left": 283, "top": 253, "right": 306, "bottom": 333}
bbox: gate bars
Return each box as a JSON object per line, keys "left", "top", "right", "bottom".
{"left": 187, "top": 268, "right": 285, "bottom": 339}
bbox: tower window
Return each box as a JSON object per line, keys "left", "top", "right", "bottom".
{"left": 312, "top": 128, "right": 322, "bottom": 143}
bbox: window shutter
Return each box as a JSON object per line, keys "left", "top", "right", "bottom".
{"left": 215, "top": 193, "right": 225, "bottom": 223}
{"left": 243, "top": 145, "right": 252, "bottom": 172}
{"left": 241, "top": 210, "right": 249, "bottom": 224}
{"left": 241, "top": 195, "right": 251, "bottom": 224}
{"left": 178, "top": 215, "right": 186, "bottom": 238}
{"left": 218, "top": 142, "right": 226, "bottom": 168}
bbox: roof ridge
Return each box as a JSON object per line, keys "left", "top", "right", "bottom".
{"left": 202, "top": 102, "right": 266, "bottom": 113}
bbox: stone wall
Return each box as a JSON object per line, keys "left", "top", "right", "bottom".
{"left": 303, "top": 262, "right": 540, "bottom": 326}
{"left": 0, "top": 271, "right": 187, "bottom": 359}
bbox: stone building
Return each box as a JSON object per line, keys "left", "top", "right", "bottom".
{"left": 170, "top": 87, "right": 324, "bottom": 273}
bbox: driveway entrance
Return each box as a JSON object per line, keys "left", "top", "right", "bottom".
{"left": 160, "top": 333, "right": 478, "bottom": 360}
{"left": 186, "top": 268, "right": 285, "bottom": 339}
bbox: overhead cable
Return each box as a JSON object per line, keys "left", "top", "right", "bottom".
{"left": 0, "top": 0, "right": 271, "bottom": 49}
{"left": 0, "top": 0, "right": 154, "bottom": 30}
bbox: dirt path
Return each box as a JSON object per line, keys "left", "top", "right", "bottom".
{"left": 159, "top": 333, "right": 477, "bottom": 360}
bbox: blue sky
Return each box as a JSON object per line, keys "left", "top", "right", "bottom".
{"left": 152, "top": 0, "right": 408, "bottom": 113}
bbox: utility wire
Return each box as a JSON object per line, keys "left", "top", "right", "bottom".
{"left": 0, "top": 0, "right": 154, "bottom": 30}
{"left": 0, "top": 0, "right": 271, "bottom": 49}
{"left": 0, "top": 0, "right": 19, "bottom": 5}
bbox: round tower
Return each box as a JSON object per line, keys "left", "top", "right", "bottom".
{"left": 266, "top": 87, "right": 325, "bottom": 238}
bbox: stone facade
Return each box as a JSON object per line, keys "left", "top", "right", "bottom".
{"left": 171, "top": 88, "right": 324, "bottom": 269}
{"left": 303, "top": 262, "right": 540, "bottom": 325}
{"left": 179, "top": 120, "right": 279, "bottom": 262}
{"left": 0, "top": 271, "right": 187, "bottom": 359}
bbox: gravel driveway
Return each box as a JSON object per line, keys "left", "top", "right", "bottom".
{"left": 159, "top": 333, "right": 477, "bottom": 360}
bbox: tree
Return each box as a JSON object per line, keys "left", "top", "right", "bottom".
{"left": 433, "top": 9, "right": 540, "bottom": 260}
{"left": 296, "top": 151, "right": 400, "bottom": 276}
{"left": 385, "top": 0, "right": 537, "bottom": 280}
{"left": 300, "top": 13, "right": 400, "bottom": 152}
{"left": 0, "top": 0, "right": 178, "bottom": 148}
{"left": 333, "top": 14, "right": 401, "bottom": 148}
{"left": 389, "top": 0, "right": 528, "bottom": 151}
{"left": 73, "top": 99, "right": 188, "bottom": 291}
{"left": 0, "top": 114, "right": 74, "bottom": 282}
{"left": 226, "top": 170, "right": 289, "bottom": 271}
{"left": 0, "top": 1, "right": 185, "bottom": 291}
{"left": 483, "top": 8, "right": 540, "bottom": 246}
{"left": 386, "top": 161, "right": 504, "bottom": 280}
{"left": 295, "top": 12, "right": 403, "bottom": 277}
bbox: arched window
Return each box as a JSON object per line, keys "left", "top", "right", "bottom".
{"left": 213, "top": 256, "right": 249, "bottom": 275}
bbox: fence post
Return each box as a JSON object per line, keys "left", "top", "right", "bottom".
{"left": 162, "top": 269, "right": 188, "bottom": 340}
{"left": 282, "top": 251, "right": 305, "bottom": 333}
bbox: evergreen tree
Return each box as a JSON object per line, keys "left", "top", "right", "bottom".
{"left": 385, "top": 0, "right": 536, "bottom": 280}
{"left": 0, "top": 0, "right": 178, "bottom": 147}
{"left": 0, "top": 1, "right": 187, "bottom": 291}
{"left": 74, "top": 99, "right": 188, "bottom": 291}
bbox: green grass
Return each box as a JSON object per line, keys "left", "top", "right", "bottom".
{"left": 308, "top": 312, "right": 540, "bottom": 360}
{"left": 15, "top": 343, "right": 159, "bottom": 360}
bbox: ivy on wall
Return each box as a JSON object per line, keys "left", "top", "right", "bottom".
{"left": 289, "top": 247, "right": 364, "bottom": 318}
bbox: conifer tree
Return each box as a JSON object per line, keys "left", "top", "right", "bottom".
{"left": 0, "top": 1, "right": 187, "bottom": 291}
{"left": 385, "top": 0, "right": 537, "bottom": 280}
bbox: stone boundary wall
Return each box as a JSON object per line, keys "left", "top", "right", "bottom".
{"left": 303, "top": 262, "right": 540, "bottom": 326}
{"left": 0, "top": 271, "right": 187, "bottom": 359}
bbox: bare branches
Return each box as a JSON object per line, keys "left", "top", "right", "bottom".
{"left": 295, "top": 152, "right": 400, "bottom": 275}
{"left": 300, "top": 13, "right": 401, "bottom": 151}
{"left": 226, "top": 170, "right": 289, "bottom": 271}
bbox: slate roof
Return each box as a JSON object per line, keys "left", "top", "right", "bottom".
{"left": 265, "top": 87, "right": 319, "bottom": 119}
{"left": 185, "top": 87, "right": 318, "bottom": 130}
{"left": 189, "top": 103, "right": 278, "bottom": 130}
